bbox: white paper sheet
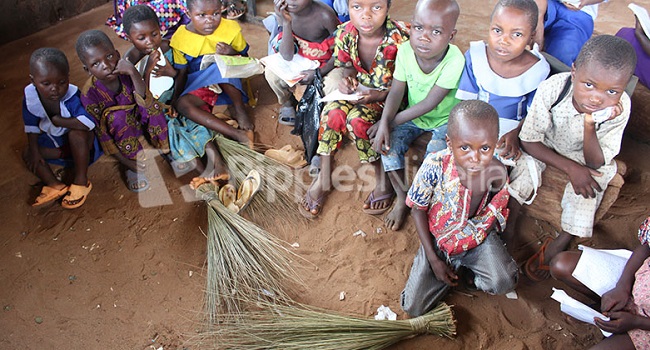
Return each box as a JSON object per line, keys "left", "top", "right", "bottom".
{"left": 260, "top": 53, "right": 319, "bottom": 87}
{"left": 572, "top": 245, "right": 632, "bottom": 297}
{"left": 320, "top": 89, "right": 362, "bottom": 103}
{"left": 550, "top": 288, "right": 611, "bottom": 337}
{"left": 629, "top": 3, "right": 650, "bottom": 39}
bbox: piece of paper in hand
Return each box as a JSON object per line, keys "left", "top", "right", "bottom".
{"left": 320, "top": 89, "right": 362, "bottom": 103}
{"left": 572, "top": 245, "right": 632, "bottom": 297}
{"left": 550, "top": 288, "right": 611, "bottom": 337}
{"left": 374, "top": 305, "right": 397, "bottom": 320}
{"left": 147, "top": 48, "right": 174, "bottom": 99}
{"left": 260, "top": 53, "right": 319, "bottom": 87}
{"left": 629, "top": 3, "right": 650, "bottom": 39}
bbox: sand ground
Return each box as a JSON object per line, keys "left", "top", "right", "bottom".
{"left": 1, "top": 0, "right": 650, "bottom": 349}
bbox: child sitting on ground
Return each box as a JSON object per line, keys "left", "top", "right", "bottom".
{"left": 77, "top": 29, "right": 171, "bottom": 193}
{"left": 550, "top": 216, "right": 650, "bottom": 349}
{"left": 23, "top": 47, "right": 99, "bottom": 209}
{"left": 400, "top": 100, "right": 518, "bottom": 317}
{"left": 456, "top": 0, "right": 549, "bottom": 165}
{"left": 616, "top": 8, "right": 650, "bottom": 89}
{"left": 265, "top": 0, "right": 340, "bottom": 125}
{"left": 299, "top": 0, "right": 409, "bottom": 218}
{"left": 122, "top": 5, "right": 229, "bottom": 185}
{"left": 532, "top": 0, "right": 606, "bottom": 66}
{"left": 506, "top": 35, "right": 636, "bottom": 281}
{"left": 171, "top": 0, "right": 255, "bottom": 148}
{"left": 368, "top": 0, "right": 463, "bottom": 231}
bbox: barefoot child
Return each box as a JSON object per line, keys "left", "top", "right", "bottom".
{"left": 265, "top": 0, "right": 340, "bottom": 125}
{"left": 506, "top": 35, "right": 636, "bottom": 281}
{"left": 456, "top": 0, "right": 549, "bottom": 164}
{"left": 550, "top": 216, "right": 650, "bottom": 349}
{"left": 122, "top": 5, "right": 229, "bottom": 183}
{"left": 23, "top": 48, "right": 99, "bottom": 208}
{"left": 171, "top": 0, "right": 255, "bottom": 145}
{"left": 369, "top": 0, "right": 463, "bottom": 231}
{"left": 77, "top": 29, "right": 170, "bottom": 192}
{"left": 299, "top": 0, "right": 409, "bottom": 218}
{"left": 400, "top": 100, "right": 518, "bottom": 316}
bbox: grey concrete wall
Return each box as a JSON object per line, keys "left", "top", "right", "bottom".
{"left": 0, "top": 0, "right": 110, "bottom": 45}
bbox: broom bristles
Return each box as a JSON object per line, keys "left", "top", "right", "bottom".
{"left": 214, "top": 134, "right": 307, "bottom": 229}
{"left": 191, "top": 301, "right": 456, "bottom": 349}
{"left": 197, "top": 186, "right": 305, "bottom": 323}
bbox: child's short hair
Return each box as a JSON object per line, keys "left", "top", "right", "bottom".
{"left": 29, "top": 47, "right": 69, "bottom": 75}
{"left": 122, "top": 4, "right": 159, "bottom": 35}
{"left": 574, "top": 35, "right": 637, "bottom": 78}
{"left": 75, "top": 30, "right": 115, "bottom": 62}
{"left": 448, "top": 100, "right": 499, "bottom": 139}
{"left": 491, "top": 0, "right": 538, "bottom": 32}
{"left": 186, "top": 0, "right": 221, "bottom": 12}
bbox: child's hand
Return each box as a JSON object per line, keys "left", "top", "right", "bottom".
{"left": 299, "top": 69, "right": 316, "bottom": 84}
{"left": 601, "top": 285, "right": 630, "bottom": 313}
{"left": 566, "top": 163, "right": 603, "bottom": 198}
{"left": 216, "top": 42, "right": 236, "bottom": 55}
{"left": 370, "top": 122, "right": 391, "bottom": 155}
{"left": 144, "top": 49, "right": 161, "bottom": 75}
{"left": 338, "top": 76, "right": 358, "bottom": 94}
{"left": 356, "top": 88, "right": 382, "bottom": 105}
{"left": 595, "top": 311, "right": 639, "bottom": 334}
{"left": 114, "top": 57, "right": 138, "bottom": 76}
{"left": 24, "top": 147, "right": 45, "bottom": 173}
{"left": 429, "top": 257, "right": 458, "bottom": 286}
{"left": 274, "top": 0, "right": 292, "bottom": 23}
{"left": 496, "top": 129, "right": 522, "bottom": 161}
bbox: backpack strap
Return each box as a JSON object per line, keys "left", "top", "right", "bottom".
{"left": 550, "top": 76, "right": 571, "bottom": 110}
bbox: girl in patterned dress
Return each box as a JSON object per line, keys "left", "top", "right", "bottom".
{"left": 299, "top": 0, "right": 409, "bottom": 218}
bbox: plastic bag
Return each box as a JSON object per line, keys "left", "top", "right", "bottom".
{"left": 292, "top": 69, "right": 324, "bottom": 164}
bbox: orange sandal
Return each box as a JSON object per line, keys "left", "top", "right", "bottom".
{"left": 524, "top": 237, "right": 553, "bottom": 282}
{"left": 32, "top": 185, "right": 69, "bottom": 207}
{"left": 61, "top": 182, "right": 92, "bottom": 209}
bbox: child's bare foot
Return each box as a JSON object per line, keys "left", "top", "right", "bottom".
{"left": 384, "top": 201, "right": 409, "bottom": 231}
{"left": 233, "top": 105, "right": 254, "bottom": 131}
{"left": 233, "top": 130, "right": 255, "bottom": 149}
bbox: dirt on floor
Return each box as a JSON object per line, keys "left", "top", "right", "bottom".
{"left": 1, "top": 0, "right": 650, "bottom": 349}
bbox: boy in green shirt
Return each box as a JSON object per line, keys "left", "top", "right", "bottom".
{"left": 368, "top": 0, "right": 464, "bottom": 230}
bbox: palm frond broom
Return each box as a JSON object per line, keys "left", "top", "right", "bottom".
{"left": 197, "top": 184, "right": 304, "bottom": 323}
{"left": 214, "top": 134, "right": 306, "bottom": 229}
{"left": 191, "top": 300, "right": 456, "bottom": 349}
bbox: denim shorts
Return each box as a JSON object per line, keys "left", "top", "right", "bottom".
{"left": 381, "top": 121, "right": 448, "bottom": 172}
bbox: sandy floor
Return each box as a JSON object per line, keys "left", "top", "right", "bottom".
{"left": 1, "top": 0, "right": 650, "bottom": 349}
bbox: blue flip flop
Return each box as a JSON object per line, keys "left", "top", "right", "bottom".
{"left": 126, "top": 169, "right": 150, "bottom": 193}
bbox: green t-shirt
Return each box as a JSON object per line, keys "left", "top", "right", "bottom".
{"left": 393, "top": 42, "right": 465, "bottom": 129}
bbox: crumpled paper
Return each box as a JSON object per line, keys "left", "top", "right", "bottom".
{"left": 374, "top": 305, "right": 397, "bottom": 321}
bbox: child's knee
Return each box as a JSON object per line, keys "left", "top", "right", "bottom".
{"left": 479, "top": 271, "right": 518, "bottom": 295}
{"left": 549, "top": 251, "right": 576, "bottom": 282}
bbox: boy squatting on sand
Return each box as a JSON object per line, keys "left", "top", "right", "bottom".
{"left": 400, "top": 100, "right": 518, "bottom": 317}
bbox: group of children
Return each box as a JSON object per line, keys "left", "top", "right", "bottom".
{"left": 21, "top": 0, "right": 650, "bottom": 346}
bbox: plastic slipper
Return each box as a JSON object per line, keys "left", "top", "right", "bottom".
{"left": 32, "top": 185, "right": 69, "bottom": 207}
{"left": 126, "top": 169, "right": 150, "bottom": 193}
{"left": 235, "top": 169, "right": 261, "bottom": 211}
{"left": 219, "top": 184, "right": 240, "bottom": 213}
{"left": 278, "top": 106, "right": 296, "bottom": 126}
{"left": 160, "top": 151, "right": 194, "bottom": 177}
{"left": 524, "top": 237, "right": 553, "bottom": 282}
{"left": 264, "top": 145, "right": 308, "bottom": 168}
{"left": 225, "top": 2, "right": 246, "bottom": 19}
{"left": 299, "top": 190, "right": 325, "bottom": 219}
{"left": 61, "top": 181, "right": 92, "bottom": 209}
{"left": 189, "top": 173, "right": 231, "bottom": 190}
{"left": 362, "top": 191, "right": 395, "bottom": 215}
